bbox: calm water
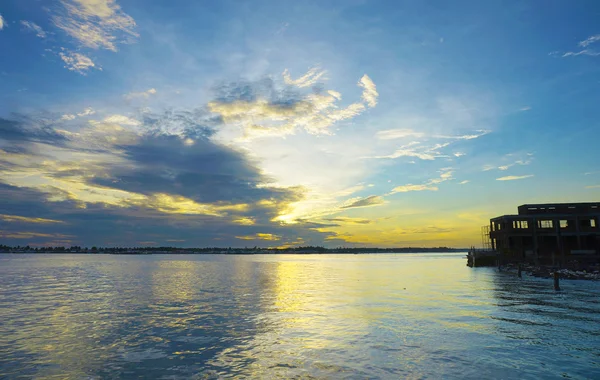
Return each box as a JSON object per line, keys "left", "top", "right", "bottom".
{"left": 1, "top": 253, "right": 599, "bottom": 379}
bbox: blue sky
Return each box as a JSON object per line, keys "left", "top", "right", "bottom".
{"left": 0, "top": 0, "right": 599, "bottom": 248}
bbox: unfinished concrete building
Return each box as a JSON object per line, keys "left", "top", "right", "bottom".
{"left": 488, "top": 202, "right": 600, "bottom": 265}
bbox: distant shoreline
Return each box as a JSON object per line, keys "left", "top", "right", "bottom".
{"left": 0, "top": 247, "right": 467, "bottom": 255}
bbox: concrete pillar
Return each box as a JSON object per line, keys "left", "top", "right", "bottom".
{"left": 576, "top": 216, "right": 582, "bottom": 250}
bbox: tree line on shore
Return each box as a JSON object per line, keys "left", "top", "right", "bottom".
{"left": 0, "top": 244, "right": 464, "bottom": 254}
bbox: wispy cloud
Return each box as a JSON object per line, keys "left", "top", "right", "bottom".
{"left": 561, "top": 33, "right": 600, "bottom": 57}
{"left": 520, "top": 106, "right": 531, "bottom": 111}
{"left": 484, "top": 153, "right": 533, "bottom": 171}
{"left": 579, "top": 34, "right": 600, "bottom": 47}
{"left": 59, "top": 50, "right": 100, "bottom": 74}
{"left": 358, "top": 74, "right": 378, "bottom": 108}
{"left": 62, "top": 107, "right": 95, "bottom": 120}
{"left": 496, "top": 174, "right": 534, "bottom": 181}
{"left": 0, "top": 214, "right": 64, "bottom": 224}
{"left": 585, "top": 184, "right": 600, "bottom": 189}
{"left": 283, "top": 67, "right": 326, "bottom": 88}
{"left": 391, "top": 183, "right": 438, "bottom": 193}
{"left": 124, "top": 88, "right": 157, "bottom": 100}
{"left": 53, "top": 0, "right": 138, "bottom": 51}
{"left": 20, "top": 20, "right": 47, "bottom": 38}
{"left": 371, "top": 130, "right": 488, "bottom": 161}
{"left": 340, "top": 195, "right": 385, "bottom": 209}
{"left": 376, "top": 128, "right": 424, "bottom": 140}
{"left": 322, "top": 217, "right": 372, "bottom": 225}
{"left": 236, "top": 233, "right": 281, "bottom": 241}
{"left": 0, "top": 14, "right": 5, "bottom": 30}
{"left": 459, "top": 180, "right": 469, "bottom": 185}
{"left": 0, "top": 231, "right": 72, "bottom": 239}
{"left": 390, "top": 167, "right": 453, "bottom": 194}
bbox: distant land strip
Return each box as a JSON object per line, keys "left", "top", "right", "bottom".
{"left": 0, "top": 245, "right": 466, "bottom": 254}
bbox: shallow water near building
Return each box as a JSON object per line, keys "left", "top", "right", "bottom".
{"left": 1, "top": 253, "right": 599, "bottom": 379}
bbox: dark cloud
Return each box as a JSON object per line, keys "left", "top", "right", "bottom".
{"left": 340, "top": 195, "right": 385, "bottom": 209}
{"left": 0, "top": 116, "right": 68, "bottom": 145}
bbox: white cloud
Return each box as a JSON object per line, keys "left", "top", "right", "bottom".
{"left": 283, "top": 67, "right": 326, "bottom": 88}
{"left": 459, "top": 180, "right": 469, "bottom": 184}
{"left": 59, "top": 51, "right": 100, "bottom": 74}
{"left": 520, "top": 106, "right": 531, "bottom": 111}
{"left": 102, "top": 114, "right": 141, "bottom": 126}
{"left": 60, "top": 107, "right": 95, "bottom": 121}
{"left": 579, "top": 34, "right": 600, "bottom": 47}
{"left": 391, "top": 184, "right": 438, "bottom": 193}
{"left": 78, "top": 107, "right": 95, "bottom": 116}
{"left": 376, "top": 128, "right": 424, "bottom": 140}
{"left": 358, "top": 74, "right": 378, "bottom": 108}
{"left": 454, "top": 152, "right": 465, "bottom": 157}
{"left": 53, "top": 0, "right": 138, "bottom": 51}
{"left": 124, "top": 88, "right": 157, "bottom": 100}
{"left": 209, "top": 69, "right": 375, "bottom": 139}
{"left": 496, "top": 175, "right": 534, "bottom": 181}
{"left": 562, "top": 34, "right": 600, "bottom": 57}
{"left": 390, "top": 168, "right": 452, "bottom": 193}
{"left": 483, "top": 153, "right": 533, "bottom": 172}
{"left": 368, "top": 141, "right": 447, "bottom": 160}
{"left": 0, "top": 14, "right": 5, "bottom": 30}
{"left": 20, "top": 20, "right": 47, "bottom": 38}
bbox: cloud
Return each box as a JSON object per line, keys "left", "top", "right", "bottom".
{"left": 376, "top": 129, "right": 424, "bottom": 140}
{"left": 368, "top": 141, "right": 445, "bottom": 160}
{"left": 520, "top": 106, "right": 532, "bottom": 111}
{"left": 0, "top": 14, "right": 5, "bottom": 30}
{"left": 370, "top": 129, "right": 488, "bottom": 161}
{"left": 101, "top": 114, "right": 141, "bottom": 126}
{"left": 358, "top": 74, "right": 378, "bottom": 108}
{"left": 0, "top": 214, "right": 64, "bottom": 224}
{"left": 61, "top": 107, "right": 96, "bottom": 121}
{"left": 124, "top": 88, "right": 157, "bottom": 100}
{"left": 0, "top": 117, "right": 69, "bottom": 145}
{"left": 496, "top": 175, "right": 534, "bottom": 181}
{"left": 390, "top": 168, "right": 453, "bottom": 194}
{"left": 53, "top": 0, "right": 138, "bottom": 51}
{"left": 236, "top": 233, "right": 280, "bottom": 241}
{"left": 585, "top": 185, "right": 600, "bottom": 189}
{"left": 484, "top": 153, "right": 533, "bottom": 172}
{"left": 59, "top": 51, "right": 100, "bottom": 74}
{"left": 562, "top": 34, "right": 600, "bottom": 57}
{"left": 20, "top": 21, "right": 47, "bottom": 38}
{"left": 283, "top": 67, "right": 326, "bottom": 88}
{"left": 322, "top": 217, "right": 372, "bottom": 225}
{"left": 579, "top": 34, "right": 600, "bottom": 47}
{"left": 78, "top": 107, "right": 95, "bottom": 116}
{"left": 340, "top": 195, "right": 385, "bottom": 209}
{"left": 208, "top": 69, "right": 374, "bottom": 139}
{"left": 0, "top": 231, "right": 72, "bottom": 239}
{"left": 459, "top": 180, "right": 469, "bottom": 185}
{"left": 391, "top": 184, "right": 438, "bottom": 193}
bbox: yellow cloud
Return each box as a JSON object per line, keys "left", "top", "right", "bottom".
{"left": 236, "top": 233, "right": 281, "bottom": 241}
{"left": 0, "top": 214, "right": 64, "bottom": 224}
{"left": 0, "top": 231, "right": 72, "bottom": 239}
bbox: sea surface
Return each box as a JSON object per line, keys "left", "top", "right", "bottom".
{"left": 1, "top": 253, "right": 599, "bottom": 379}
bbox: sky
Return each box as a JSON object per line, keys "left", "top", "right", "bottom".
{"left": 0, "top": 0, "right": 599, "bottom": 249}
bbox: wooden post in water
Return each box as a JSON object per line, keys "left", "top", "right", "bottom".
{"left": 553, "top": 271, "right": 560, "bottom": 291}
{"left": 518, "top": 263, "right": 522, "bottom": 278}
